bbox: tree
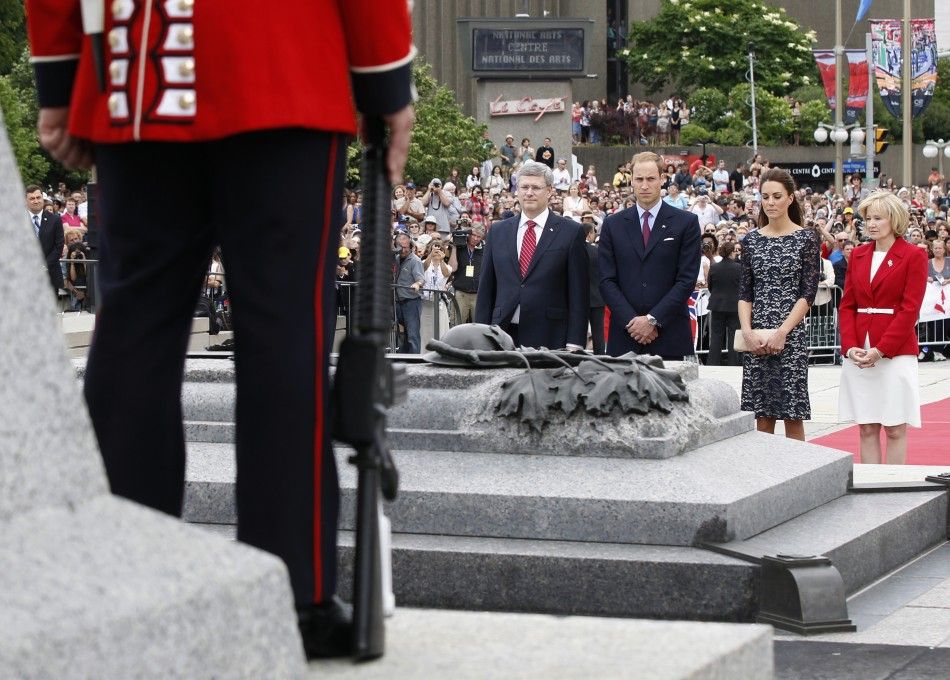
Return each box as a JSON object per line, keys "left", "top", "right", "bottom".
{"left": 686, "top": 88, "right": 728, "bottom": 130}
{"left": 346, "top": 60, "right": 487, "bottom": 187}
{"left": 1, "top": 46, "right": 91, "bottom": 188}
{"left": 0, "top": 0, "right": 25, "bottom": 76}
{"left": 625, "top": 0, "right": 816, "bottom": 96}
{"left": 405, "top": 60, "right": 487, "bottom": 184}
{"left": 0, "top": 75, "right": 48, "bottom": 185}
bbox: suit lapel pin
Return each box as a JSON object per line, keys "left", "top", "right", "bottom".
{"left": 661, "top": 224, "right": 667, "bottom": 229}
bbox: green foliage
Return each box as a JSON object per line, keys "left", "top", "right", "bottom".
{"left": 0, "top": 46, "right": 90, "bottom": 187}
{"left": 789, "top": 84, "right": 827, "bottom": 106}
{"left": 679, "top": 123, "right": 713, "bottom": 146}
{"left": 346, "top": 59, "right": 487, "bottom": 187}
{"left": 798, "top": 99, "right": 830, "bottom": 142}
{"left": 727, "top": 83, "right": 791, "bottom": 145}
{"left": 686, "top": 87, "right": 728, "bottom": 129}
{"left": 921, "top": 101, "right": 950, "bottom": 143}
{"left": 407, "top": 60, "right": 486, "bottom": 184}
{"left": 625, "top": 0, "right": 816, "bottom": 96}
{"left": 0, "top": 75, "right": 48, "bottom": 184}
{"left": 0, "top": 0, "right": 25, "bottom": 76}
{"left": 715, "top": 118, "right": 749, "bottom": 146}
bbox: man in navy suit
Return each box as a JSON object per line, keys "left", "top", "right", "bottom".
{"left": 598, "top": 152, "right": 701, "bottom": 359}
{"left": 26, "top": 185, "right": 64, "bottom": 293}
{"left": 476, "top": 161, "right": 588, "bottom": 349}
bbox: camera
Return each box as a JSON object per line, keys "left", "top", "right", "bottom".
{"left": 451, "top": 228, "right": 472, "bottom": 247}
{"left": 67, "top": 241, "right": 88, "bottom": 257}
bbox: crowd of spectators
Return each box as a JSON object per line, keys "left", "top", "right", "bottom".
{"left": 332, "top": 141, "right": 950, "bottom": 358}
{"left": 34, "top": 143, "right": 950, "bottom": 359}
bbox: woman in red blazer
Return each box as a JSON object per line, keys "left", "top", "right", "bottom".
{"left": 839, "top": 191, "right": 928, "bottom": 464}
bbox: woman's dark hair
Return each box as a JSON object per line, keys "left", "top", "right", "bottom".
{"left": 718, "top": 241, "right": 735, "bottom": 259}
{"left": 701, "top": 232, "right": 719, "bottom": 252}
{"left": 757, "top": 168, "right": 804, "bottom": 228}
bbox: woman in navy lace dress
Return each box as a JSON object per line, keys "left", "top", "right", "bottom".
{"left": 738, "top": 168, "right": 820, "bottom": 440}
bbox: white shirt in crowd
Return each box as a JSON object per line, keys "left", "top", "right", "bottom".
{"left": 552, "top": 167, "right": 571, "bottom": 191}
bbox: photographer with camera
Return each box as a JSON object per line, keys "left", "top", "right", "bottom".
{"left": 63, "top": 229, "right": 90, "bottom": 311}
{"left": 447, "top": 220, "right": 485, "bottom": 324}
{"left": 420, "top": 178, "right": 462, "bottom": 236}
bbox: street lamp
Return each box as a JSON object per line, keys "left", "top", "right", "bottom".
{"left": 814, "top": 123, "right": 865, "bottom": 185}
{"left": 922, "top": 139, "right": 950, "bottom": 183}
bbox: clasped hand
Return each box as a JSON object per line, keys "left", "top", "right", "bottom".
{"left": 848, "top": 347, "right": 882, "bottom": 369}
{"left": 743, "top": 329, "right": 787, "bottom": 356}
{"left": 627, "top": 315, "right": 657, "bottom": 344}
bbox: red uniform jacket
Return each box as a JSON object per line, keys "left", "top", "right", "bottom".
{"left": 26, "top": 0, "right": 414, "bottom": 142}
{"left": 839, "top": 237, "right": 928, "bottom": 358}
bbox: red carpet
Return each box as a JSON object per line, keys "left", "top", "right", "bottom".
{"left": 811, "top": 396, "right": 950, "bottom": 465}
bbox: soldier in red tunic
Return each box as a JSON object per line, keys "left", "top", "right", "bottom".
{"left": 26, "top": 0, "right": 415, "bottom": 659}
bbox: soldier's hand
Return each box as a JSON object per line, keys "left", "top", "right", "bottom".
{"left": 382, "top": 104, "right": 415, "bottom": 185}
{"left": 37, "top": 107, "right": 93, "bottom": 170}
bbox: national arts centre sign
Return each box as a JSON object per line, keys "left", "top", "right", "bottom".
{"left": 457, "top": 18, "right": 593, "bottom": 79}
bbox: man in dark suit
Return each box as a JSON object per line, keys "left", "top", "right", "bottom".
{"left": 26, "top": 185, "right": 64, "bottom": 293}
{"left": 598, "top": 152, "right": 701, "bottom": 359}
{"left": 583, "top": 221, "right": 606, "bottom": 354}
{"left": 706, "top": 241, "right": 742, "bottom": 366}
{"left": 476, "top": 161, "right": 588, "bottom": 349}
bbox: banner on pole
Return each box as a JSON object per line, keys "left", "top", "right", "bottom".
{"left": 813, "top": 50, "right": 838, "bottom": 110}
{"left": 870, "top": 19, "right": 903, "bottom": 118}
{"left": 911, "top": 18, "right": 938, "bottom": 118}
{"left": 870, "top": 19, "right": 939, "bottom": 119}
{"left": 845, "top": 50, "right": 869, "bottom": 124}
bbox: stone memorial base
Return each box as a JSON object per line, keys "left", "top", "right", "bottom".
{"left": 172, "top": 359, "right": 948, "bottom": 626}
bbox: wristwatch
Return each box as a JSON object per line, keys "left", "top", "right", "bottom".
{"left": 646, "top": 314, "right": 660, "bottom": 328}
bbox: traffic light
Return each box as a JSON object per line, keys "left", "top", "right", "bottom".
{"left": 874, "top": 127, "right": 889, "bottom": 154}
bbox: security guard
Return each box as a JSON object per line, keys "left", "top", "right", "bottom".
{"left": 26, "top": 0, "right": 415, "bottom": 659}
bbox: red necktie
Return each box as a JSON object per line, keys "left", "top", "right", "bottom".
{"left": 641, "top": 211, "right": 651, "bottom": 247}
{"left": 520, "top": 220, "right": 537, "bottom": 278}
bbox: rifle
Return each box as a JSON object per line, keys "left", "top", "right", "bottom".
{"left": 332, "top": 117, "right": 404, "bottom": 661}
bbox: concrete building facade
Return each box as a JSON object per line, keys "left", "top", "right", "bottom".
{"left": 412, "top": 1, "right": 939, "bottom": 118}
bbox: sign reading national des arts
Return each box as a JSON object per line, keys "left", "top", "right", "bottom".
{"left": 457, "top": 18, "right": 592, "bottom": 79}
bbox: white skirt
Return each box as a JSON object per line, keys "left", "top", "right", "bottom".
{"left": 838, "top": 346, "right": 921, "bottom": 427}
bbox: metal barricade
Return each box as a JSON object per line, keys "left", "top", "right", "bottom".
{"left": 694, "top": 285, "right": 844, "bottom": 364}
{"left": 336, "top": 281, "right": 461, "bottom": 354}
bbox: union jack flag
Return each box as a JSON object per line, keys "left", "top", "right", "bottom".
{"left": 688, "top": 290, "right": 699, "bottom": 347}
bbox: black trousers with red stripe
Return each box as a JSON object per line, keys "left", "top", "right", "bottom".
{"left": 85, "top": 129, "right": 345, "bottom": 606}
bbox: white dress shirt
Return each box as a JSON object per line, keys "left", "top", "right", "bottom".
{"left": 511, "top": 209, "right": 548, "bottom": 324}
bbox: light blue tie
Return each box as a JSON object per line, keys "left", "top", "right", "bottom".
{"left": 32, "top": 214, "right": 40, "bottom": 237}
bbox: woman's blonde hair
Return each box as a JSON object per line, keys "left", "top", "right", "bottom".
{"left": 857, "top": 190, "right": 910, "bottom": 236}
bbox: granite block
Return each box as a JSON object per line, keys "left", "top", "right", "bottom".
{"left": 186, "top": 420, "right": 235, "bottom": 443}
{"left": 335, "top": 531, "right": 757, "bottom": 621}
{"left": 0, "top": 495, "right": 306, "bottom": 679}
{"left": 905, "top": 577, "right": 950, "bottom": 608}
{"left": 313, "top": 608, "right": 773, "bottom": 680}
{"left": 711, "top": 491, "right": 948, "bottom": 593}
{"left": 180, "top": 380, "right": 236, "bottom": 423}
{"left": 183, "top": 433, "right": 851, "bottom": 545}
{"left": 0, "top": 123, "right": 106, "bottom": 519}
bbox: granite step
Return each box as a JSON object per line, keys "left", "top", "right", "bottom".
{"left": 187, "top": 524, "right": 756, "bottom": 621}
{"left": 183, "top": 433, "right": 852, "bottom": 545}
{"left": 188, "top": 491, "right": 948, "bottom": 622}
{"left": 337, "top": 532, "right": 760, "bottom": 622}
{"left": 706, "top": 489, "right": 949, "bottom": 594}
